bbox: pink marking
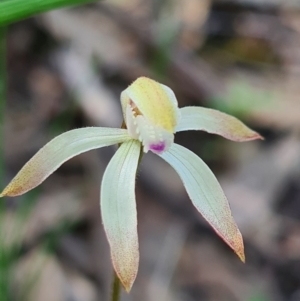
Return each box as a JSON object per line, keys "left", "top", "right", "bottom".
{"left": 149, "top": 142, "right": 165, "bottom": 153}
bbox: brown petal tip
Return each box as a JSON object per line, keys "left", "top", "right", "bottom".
{"left": 119, "top": 276, "right": 133, "bottom": 293}
{"left": 237, "top": 250, "right": 246, "bottom": 263}
{"left": 254, "top": 132, "right": 264, "bottom": 141}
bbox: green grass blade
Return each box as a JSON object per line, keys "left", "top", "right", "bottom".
{"left": 0, "top": 25, "right": 7, "bottom": 301}
{"left": 0, "top": 27, "right": 6, "bottom": 188}
{"left": 0, "top": 0, "right": 98, "bottom": 26}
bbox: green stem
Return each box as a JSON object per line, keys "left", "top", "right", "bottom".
{"left": 111, "top": 272, "right": 121, "bottom": 301}
{"left": 0, "top": 0, "right": 98, "bottom": 26}
{"left": 0, "top": 27, "right": 6, "bottom": 188}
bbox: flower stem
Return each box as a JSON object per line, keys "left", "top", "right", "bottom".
{"left": 110, "top": 272, "right": 121, "bottom": 301}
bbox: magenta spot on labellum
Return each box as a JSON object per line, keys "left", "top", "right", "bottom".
{"left": 149, "top": 142, "right": 165, "bottom": 153}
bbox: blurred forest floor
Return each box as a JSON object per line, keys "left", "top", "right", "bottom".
{"left": 2, "top": 0, "right": 300, "bottom": 300}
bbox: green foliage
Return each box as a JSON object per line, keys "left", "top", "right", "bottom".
{"left": 211, "top": 79, "right": 274, "bottom": 119}
{"left": 247, "top": 293, "right": 269, "bottom": 301}
{"left": 0, "top": 0, "right": 97, "bottom": 26}
{"left": 0, "top": 27, "right": 5, "bottom": 187}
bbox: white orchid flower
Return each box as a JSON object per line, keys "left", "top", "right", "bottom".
{"left": 0, "top": 77, "right": 262, "bottom": 291}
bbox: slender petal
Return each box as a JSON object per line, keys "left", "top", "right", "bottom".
{"left": 0, "top": 128, "right": 131, "bottom": 197}
{"left": 101, "top": 140, "right": 141, "bottom": 292}
{"left": 159, "top": 143, "right": 245, "bottom": 262}
{"left": 176, "top": 106, "right": 263, "bottom": 141}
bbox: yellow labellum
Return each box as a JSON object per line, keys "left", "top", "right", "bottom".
{"left": 121, "top": 77, "right": 179, "bottom": 133}
{"left": 121, "top": 77, "right": 179, "bottom": 154}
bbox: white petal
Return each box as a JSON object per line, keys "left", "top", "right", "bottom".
{"left": 176, "top": 106, "right": 263, "bottom": 141}
{"left": 160, "top": 84, "right": 181, "bottom": 122}
{"left": 101, "top": 140, "right": 141, "bottom": 292}
{"left": 158, "top": 144, "right": 245, "bottom": 261}
{"left": 0, "top": 128, "right": 131, "bottom": 197}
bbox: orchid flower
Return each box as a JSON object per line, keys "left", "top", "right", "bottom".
{"left": 0, "top": 77, "right": 262, "bottom": 291}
